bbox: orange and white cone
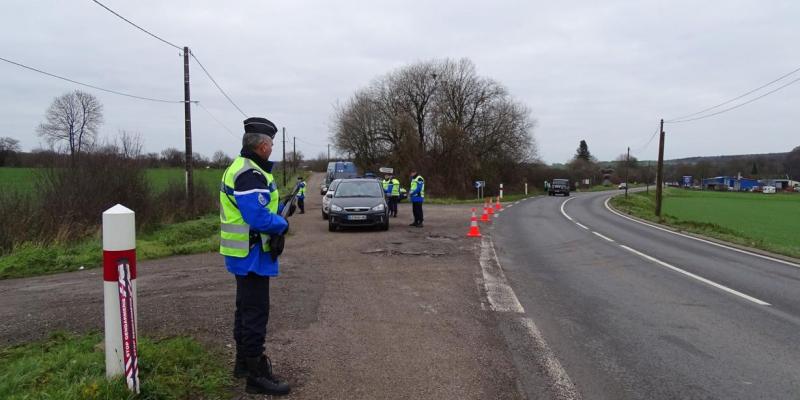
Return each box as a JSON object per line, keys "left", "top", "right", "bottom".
{"left": 467, "top": 208, "right": 481, "bottom": 237}
{"left": 487, "top": 197, "right": 495, "bottom": 215}
{"left": 480, "top": 205, "right": 491, "bottom": 223}
{"left": 495, "top": 196, "right": 503, "bottom": 210}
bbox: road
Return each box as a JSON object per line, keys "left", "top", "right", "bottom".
{"left": 491, "top": 190, "right": 800, "bottom": 399}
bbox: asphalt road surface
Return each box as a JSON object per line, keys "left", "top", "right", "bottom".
{"left": 491, "top": 190, "right": 800, "bottom": 399}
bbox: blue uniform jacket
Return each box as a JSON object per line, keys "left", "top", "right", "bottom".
{"left": 297, "top": 181, "right": 306, "bottom": 199}
{"left": 224, "top": 151, "right": 288, "bottom": 277}
{"left": 410, "top": 176, "right": 425, "bottom": 203}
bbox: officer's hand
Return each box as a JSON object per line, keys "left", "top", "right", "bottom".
{"left": 281, "top": 219, "right": 290, "bottom": 235}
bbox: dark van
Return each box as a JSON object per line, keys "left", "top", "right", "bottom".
{"left": 549, "top": 179, "right": 570, "bottom": 196}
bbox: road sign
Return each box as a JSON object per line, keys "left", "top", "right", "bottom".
{"left": 474, "top": 181, "right": 485, "bottom": 188}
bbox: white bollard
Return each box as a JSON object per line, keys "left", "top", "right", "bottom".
{"left": 499, "top": 183, "right": 504, "bottom": 199}
{"left": 524, "top": 183, "right": 528, "bottom": 195}
{"left": 102, "top": 204, "right": 139, "bottom": 392}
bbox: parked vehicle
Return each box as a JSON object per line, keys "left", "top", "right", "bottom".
{"left": 762, "top": 185, "right": 776, "bottom": 194}
{"left": 618, "top": 182, "right": 627, "bottom": 190}
{"left": 328, "top": 179, "right": 389, "bottom": 231}
{"left": 321, "top": 179, "right": 342, "bottom": 220}
{"left": 549, "top": 179, "right": 570, "bottom": 196}
{"left": 321, "top": 161, "right": 358, "bottom": 194}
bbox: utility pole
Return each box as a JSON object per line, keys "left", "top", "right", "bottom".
{"left": 292, "top": 136, "right": 297, "bottom": 177}
{"left": 282, "top": 127, "right": 287, "bottom": 187}
{"left": 625, "top": 146, "right": 630, "bottom": 199}
{"left": 183, "top": 46, "right": 194, "bottom": 213}
{"left": 655, "top": 119, "right": 665, "bottom": 218}
{"left": 327, "top": 144, "right": 330, "bottom": 162}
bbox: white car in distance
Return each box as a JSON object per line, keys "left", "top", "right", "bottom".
{"left": 322, "top": 179, "right": 342, "bottom": 219}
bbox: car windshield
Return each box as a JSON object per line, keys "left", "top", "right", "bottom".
{"left": 334, "top": 181, "right": 383, "bottom": 198}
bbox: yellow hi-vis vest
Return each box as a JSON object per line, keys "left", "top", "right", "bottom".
{"left": 390, "top": 178, "right": 401, "bottom": 196}
{"left": 410, "top": 175, "right": 425, "bottom": 198}
{"left": 219, "top": 156, "right": 279, "bottom": 257}
{"left": 382, "top": 179, "right": 390, "bottom": 192}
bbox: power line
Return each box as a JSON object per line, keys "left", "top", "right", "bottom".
{"left": 90, "top": 0, "right": 182, "bottom": 50}
{"left": 195, "top": 102, "right": 238, "bottom": 138}
{"left": 666, "top": 76, "right": 800, "bottom": 124}
{"left": 0, "top": 55, "right": 188, "bottom": 103}
{"left": 189, "top": 51, "right": 248, "bottom": 118}
{"left": 634, "top": 126, "right": 660, "bottom": 153}
{"left": 666, "top": 64, "right": 800, "bottom": 123}
{"left": 294, "top": 136, "right": 329, "bottom": 147}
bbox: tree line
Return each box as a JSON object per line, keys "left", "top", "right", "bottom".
{"left": 332, "top": 58, "right": 537, "bottom": 197}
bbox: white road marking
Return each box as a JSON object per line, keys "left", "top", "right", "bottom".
{"left": 603, "top": 197, "right": 800, "bottom": 269}
{"left": 559, "top": 197, "right": 575, "bottom": 221}
{"left": 507, "top": 204, "right": 514, "bottom": 208}
{"left": 518, "top": 317, "right": 581, "bottom": 400}
{"left": 592, "top": 231, "right": 615, "bottom": 242}
{"left": 575, "top": 222, "right": 589, "bottom": 230}
{"left": 618, "top": 245, "right": 771, "bottom": 306}
{"left": 479, "top": 237, "right": 525, "bottom": 313}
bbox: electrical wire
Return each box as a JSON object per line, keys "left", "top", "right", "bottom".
{"left": 633, "top": 126, "right": 660, "bottom": 153}
{"left": 666, "top": 76, "right": 800, "bottom": 124}
{"left": 195, "top": 102, "right": 238, "bottom": 138}
{"left": 90, "top": 0, "right": 182, "bottom": 50}
{"left": 294, "top": 136, "right": 329, "bottom": 147}
{"left": 666, "top": 64, "right": 800, "bottom": 123}
{"left": 190, "top": 51, "right": 248, "bottom": 118}
{"left": 0, "top": 55, "right": 188, "bottom": 103}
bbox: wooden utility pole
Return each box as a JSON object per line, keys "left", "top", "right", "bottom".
{"left": 183, "top": 46, "right": 194, "bottom": 212}
{"left": 282, "top": 127, "right": 287, "bottom": 187}
{"left": 655, "top": 119, "right": 665, "bottom": 217}
{"left": 292, "top": 136, "right": 297, "bottom": 177}
{"left": 625, "top": 146, "right": 630, "bottom": 199}
{"left": 327, "top": 144, "right": 330, "bottom": 162}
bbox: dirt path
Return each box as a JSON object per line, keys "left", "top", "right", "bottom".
{"left": 0, "top": 173, "right": 523, "bottom": 399}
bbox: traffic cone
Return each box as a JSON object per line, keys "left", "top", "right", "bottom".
{"left": 480, "top": 205, "right": 491, "bottom": 223}
{"left": 495, "top": 196, "right": 503, "bottom": 210}
{"left": 487, "top": 197, "right": 495, "bottom": 215}
{"left": 467, "top": 208, "right": 481, "bottom": 237}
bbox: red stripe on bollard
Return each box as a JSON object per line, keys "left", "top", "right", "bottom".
{"left": 103, "top": 249, "right": 136, "bottom": 281}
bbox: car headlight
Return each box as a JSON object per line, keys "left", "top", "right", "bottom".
{"left": 331, "top": 204, "right": 343, "bottom": 212}
{"left": 372, "top": 203, "right": 385, "bottom": 211}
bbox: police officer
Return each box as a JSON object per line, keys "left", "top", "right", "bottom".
{"left": 382, "top": 174, "right": 391, "bottom": 199}
{"left": 220, "top": 117, "right": 291, "bottom": 396}
{"left": 388, "top": 173, "right": 400, "bottom": 217}
{"left": 409, "top": 169, "right": 425, "bottom": 227}
{"left": 296, "top": 176, "right": 306, "bottom": 214}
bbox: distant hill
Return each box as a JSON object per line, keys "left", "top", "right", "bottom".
{"left": 664, "top": 152, "right": 789, "bottom": 165}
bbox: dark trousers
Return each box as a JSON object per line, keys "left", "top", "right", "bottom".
{"left": 412, "top": 202, "right": 424, "bottom": 225}
{"left": 297, "top": 197, "right": 305, "bottom": 213}
{"left": 234, "top": 273, "right": 270, "bottom": 358}
{"left": 388, "top": 196, "right": 399, "bottom": 216}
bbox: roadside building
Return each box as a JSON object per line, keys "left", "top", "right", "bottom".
{"left": 702, "top": 176, "right": 759, "bottom": 191}
{"left": 760, "top": 179, "right": 800, "bottom": 191}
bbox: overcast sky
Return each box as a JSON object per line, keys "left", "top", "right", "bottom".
{"left": 2, "top": 0, "right": 798, "bottom": 164}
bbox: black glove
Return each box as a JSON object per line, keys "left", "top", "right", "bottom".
{"left": 268, "top": 220, "right": 289, "bottom": 262}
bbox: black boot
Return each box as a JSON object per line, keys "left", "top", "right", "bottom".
{"left": 245, "top": 355, "right": 291, "bottom": 395}
{"left": 233, "top": 355, "right": 248, "bottom": 379}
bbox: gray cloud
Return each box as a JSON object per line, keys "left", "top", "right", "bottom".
{"left": 1, "top": 0, "right": 798, "bottom": 164}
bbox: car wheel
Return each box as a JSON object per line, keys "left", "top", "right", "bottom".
{"left": 328, "top": 221, "right": 337, "bottom": 232}
{"left": 322, "top": 210, "right": 328, "bottom": 220}
{"left": 381, "top": 216, "right": 390, "bottom": 231}
{"left": 565, "top": 192, "right": 570, "bottom": 196}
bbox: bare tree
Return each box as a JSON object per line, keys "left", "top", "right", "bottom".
{"left": 212, "top": 150, "right": 232, "bottom": 168}
{"left": 161, "top": 147, "right": 184, "bottom": 167}
{"left": 37, "top": 90, "right": 103, "bottom": 164}
{"left": 117, "top": 130, "right": 143, "bottom": 159}
{"left": 0, "top": 137, "right": 21, "bottom": 166}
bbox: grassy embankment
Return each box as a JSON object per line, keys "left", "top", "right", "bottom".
{"left": 0, "top": 167, "right": 300, "bottom": 279}
{"left": 610, "top": 188, "right": 800, "bottom": 259}
{"left": 0, "top": 332, "right": 230, "bottom": 399}
{"left": 577, "top": 183, "right": 645, "bottom": 192}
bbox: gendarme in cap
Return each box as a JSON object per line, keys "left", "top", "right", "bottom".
{"left": 243, "top": 117, "right": 278, "bottom": 138}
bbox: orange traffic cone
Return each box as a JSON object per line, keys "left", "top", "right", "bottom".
{"left": 487, "top": 197, "right": 495, "bottom": 215}
{"left": 495, "top": 196, "right": 503, "bottom": 210}
{"left": 480, "top": 206, "right": 491, "bottom": 223}
{"left": 467, "top": 208, "right": 481, "bottom": 237}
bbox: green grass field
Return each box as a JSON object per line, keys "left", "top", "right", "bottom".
{"left": 0, "top": 332, "right": 230, "bottom": 399}
{"left": 611, "top": 188, "right": 800, "bottom": 258}
{"left": 1, "top": 167, "right": 295, "bottom": 194}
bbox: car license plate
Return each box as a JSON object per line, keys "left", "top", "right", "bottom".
{"left": 348, "top": 215, "right": 367, "bottom": 220}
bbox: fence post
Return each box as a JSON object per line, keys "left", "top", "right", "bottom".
{"left": 102, "top": 204, "right": 139, "bottom": 393}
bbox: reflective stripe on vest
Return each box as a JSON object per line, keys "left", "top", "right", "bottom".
{"left": 219, "top": 156, "right": 279, "bottom": 257}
